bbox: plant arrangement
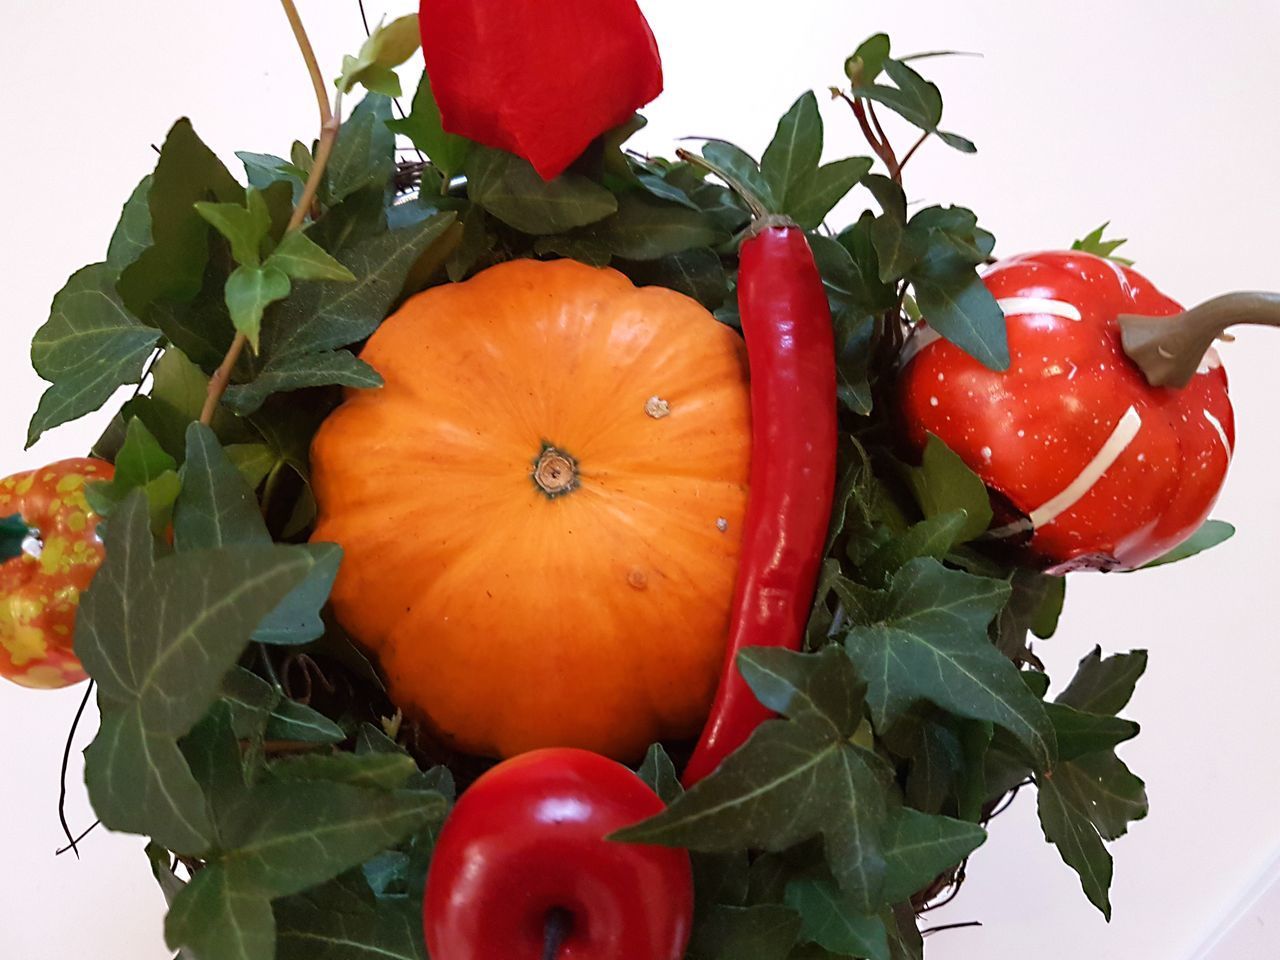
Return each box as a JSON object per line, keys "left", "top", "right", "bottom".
{"left": 5, "top": 2, "right": 1275, "bottom": 959}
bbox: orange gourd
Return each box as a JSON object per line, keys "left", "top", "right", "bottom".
{"left": 310, "top": 258, "right": 751, "bottom": 761}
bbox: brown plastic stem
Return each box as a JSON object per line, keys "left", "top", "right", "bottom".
{"left": 197, "top": 0, "right": 343, "bottom": 427}
{"left": 1119, "top": 291, "right": 1280, "bottom": 389}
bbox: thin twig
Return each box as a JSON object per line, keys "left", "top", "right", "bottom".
{"left": 58, "top": 679, "right": 95, "bottom": 858}
{"left": 199, "top": 0, "right": 344, "bottom": 427}
{"left": 56, "top": 819, "right": 101, "bottom": 856}
{"left": 984, "top": 779, "right": 1033, "bottom": 822}
{"left": 922, "top": 921, "right": 983, "bottom": 936}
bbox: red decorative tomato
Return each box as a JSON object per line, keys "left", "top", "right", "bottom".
{"left": 424, "top": 748, "right": 693, "bottom": 960}
{"left": 0, "top": 458, "right": 112, "bottom": 688}
{"left": 899, "top": 251, "right": 1233, "bottom": 572}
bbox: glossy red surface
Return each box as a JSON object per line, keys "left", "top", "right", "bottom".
{"left": 683, "top": 226, "right": 838, "bottom": 785}
{"left": 899, "top": 250, "right": 1233, "bottom": 572}
{"left": 418, "top": 0, "right": 663, "bottom": 180}
{"left": 423, "top": 748, "right": 693, "bottom": 960}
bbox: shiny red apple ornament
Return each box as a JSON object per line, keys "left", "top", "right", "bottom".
{"left": 423, "top": 748, "right": 693, "bottom": 960}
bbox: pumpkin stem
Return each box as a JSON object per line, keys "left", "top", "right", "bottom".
{"left": 1119, "top": 291, "right": 1280, "bottom": 388}
{"left": 532, "top": 444, "right": 580, "bottom": 499}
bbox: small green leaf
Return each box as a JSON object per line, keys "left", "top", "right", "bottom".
{"left": 0, "top": 514, "right": 29, "bottom": 562}
{"left": 1044, "top": 703, "right": 1139, "bottom": 761}
{"left": 879, "top": 808, "right": 986, "bottom": 903}
{"left": 637, "top": 743, "right": 683, "bottom": 805}
{"left": 688, "top": 904, "right": 801, "bottom": 960}
{"left": 106, "top": 175, "right": 155, "bottom": 276}
{"left": 613, "top": 721, "right": 895, "bottom": 908}
{"left": 27, "top": 264, "right": 161, "bottom": 446}
{"left": 327, "top": 95, "right": 397, "bottom": 204}
{"left": 335, "top": 14, "right": 421, "bottom": 96}
{"left": 269, "top": 753, "right": 417, "bottom": 790}
{"left": 1037, "top": 775, "right": 1113, "bottom": 919}
{"left": 838, "top": 559, "right": 1055, "bottom": 770}
{"left": 225, "top": 444, "right": 277, "bottom": 490}
{"left": 859, "top": 511, "right": 968, "bottom": 586}
{"left": 238, "top": 152, "right": 306, "bottom": 206}
{"left": 225, "top": 264, "right": 292, "bottom": 350}
{"left": 224, "top": 351, "right": 382, "bottom": 416}
{"left": 702, "top": 140, "right": 776, "bottom": 213}
{"left": 625, "top": 248, "right": 729, "bottom": 310}
{"left": 466, "top": 146, "right": 617, "bottom": 234}
{"left": 911, "top": 258, "right": 1010, "bottom": 370}
{"left": 937, "top": 130, "right": 977, "bottom": 153}
{"left": 195, "top": 189, "right": 272, "bottom": 267}
{"left": 266, "top": 231, "right": 358, "bottom": 282}
{"left": 852, "top": 59, "right": 943, "bottom": 133}
{"left": 568, "top": 192, "right": 730, "bottom": 260}
{"left": 1139, "top": 520, "right": 1234, "bottom": 569}
{"left": 1071, "top": 222, "right": 1133, "bottom": 266}
{"left": 1056, "top": 647, "right": 1148, "bottom": 716}
{"left": 784, "top": 879, "right": 889, "bottom": 960}
{"left": 118, "top": 118, "right": 245, "bottom": 313}
{"left": 85, "top": 418, "right": 181, "bottom": 531}
{"left": 275, "top": 873, "right": 426, "bottom": 960}
{"left": 787, "top": 157, "right": 874, "bottom": 230}
{"left": 165, "top": 863, "right": 277, "bottom": 960}
{"left": 869, "top": 215, "right": 928, "bottom": 282}
{"left": 387, "top": 71, "right": 471, "bottom": 181}
{"left": 846, "top": 34, "right": 891, "bottom": 85}
{"left": 738, "top": 646, "right": 865, "bottom": 739}
{"left": 762, "top": 91, "right": 824, "bottom": 207}
{"left": 903, "top": 435, "right": 993, "bottom": 543}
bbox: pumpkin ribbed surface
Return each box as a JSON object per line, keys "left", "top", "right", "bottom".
{"left": 310, "top": 258, "right": 751, "bottom": 760}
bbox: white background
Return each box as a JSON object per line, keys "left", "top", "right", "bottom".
{"left": 2, "top": 1, "right": 1278, "bottom": 958}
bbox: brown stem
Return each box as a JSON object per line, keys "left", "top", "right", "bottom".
{"left": 837, "top": 93, "right": 899, "bottom": 178}
{"left": 865, "top": 102, "right": 901, "bottom": 180}
{"left": 198, "top": 0, "right": 343, "bottom": 426}
{"left": 898, "top": 131, "right": 931, "bottom": 177}
{"left": 1119, "top": 291, "right": 1280, "bottom": 388}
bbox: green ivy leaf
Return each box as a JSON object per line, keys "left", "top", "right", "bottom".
{"left": 852, "top": 59, "right": 943, "bottom": 133}
{"left": 784, "top": 879, "right": 889, "bottom": 960}
{"left": 788, "top": 157, "right": 874, "bottom": 230}
{"left": 1139, "top": 520, "right": 1235, "bottom": 569}
{"left": 761, "top": 92, "right": 824, "bottom": 208}
{"left": 702, "top": 140, "right": 777, "bottom": 213}
{"left": 687, "top": 904, "right": 801, "bottom": 960}
{"left": 268, "top": 753, "right": 418, "bottom": 790}
{"left": 837, "top": 559, "right": 1055, "bottom": 769}
{"left": 335, "top": 14, "right": 421, "bottom": 97}
{"left": 225, "top": 352, "right": 381, "bottom": 416}
{"left": 858, "top": 511, "right": 968, "bottom": 587}
{"left": 225, "top": 264, "right": 291, "bottom": 350}
{"left": 27, "top": 264, "right": 161, "bottom": 446}
{"left": 625, "top": 247, "right": 729, "bottom": 310}
{"left": 1056, "top": 647, "right": 1148, "bottom": 716}
{"left": 466, "top": 146, "right": 618, "bottom": 234}
{"left": 637, "top": 743, "right": 683, "bottom": 805}
{"left": 869, "top": 215, "right": 928, "bottom": 283}
{"left": 613, "top": 719, "right": 895, "bottom": 909}
{"left": 327, "top": 95, "right": 396, "bottom": 204}
{"left": 275, "top": 873, "right": 426, "bottom": 960}
{"left": 387, "top": 71, "right": 471, "bottom": 182}
{"left": 738, "top": 646, "right": 864, "bottom": 739}
{"left": 1037, "top": 775, "right": 1114, "bottom": 919}
{"left": 910, "top": 256, "right": 1010, "bottom": 371}
{"left": 0, "top": 514, "right": 29, "bottom": 563}
{"left": 76, "top": 492, "right": 316, "bottom": 852}
{"left": 238, "top": 152, "right": 306, "bottom": 206}
{"left": 1044, "top": 703, "right": 1139, "bottom": 762}
{"left": 118, "top": 119, "right": 245, "bottom": 314}
{"left": 195, "top": 189, "right": 272, "bottom": 267}
{"left": 879, "top": 808, "right": 986, "bottom": 903}
{"left": 106, "top": 175, "right": 155, "bottom": 276}
{"left": 84, "top": 418, "right": 180, "bottom": 531}
{"left": 903, "top": 434, "right": 993, "bottom": 542}
{"left": 565, "top": 192, "right": 730, "bottom": 260}
{"left": 264, "top": 231, "right": 357, "bottom": 282}
{"left": 220, "top": 668, "right": 345, "bottom": 746}
{"left": 176, "top": 423, "right": 341, "bottom": 646}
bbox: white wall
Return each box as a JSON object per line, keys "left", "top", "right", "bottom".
{"left": 2, "top": 2, "right": 1277, "bottom": 958}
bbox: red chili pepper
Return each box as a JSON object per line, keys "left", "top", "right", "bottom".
{"left": 898, "top": 250, "right": 1235, "bottom": 572}
{"left": 424, "top": 748, "right": 693, "bottom": 960}
{"left": 682, "top": 222, "right": 838, "bottom": 787}
{"left": 418, "top": 0, "right": 663, "bottom": 181}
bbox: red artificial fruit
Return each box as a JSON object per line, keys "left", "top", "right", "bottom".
{"left": 424, "top": 748, "right": 692, "bottom": 960}
{"left": 899, "top": 250, "right": 1233, "bottom": 573}
{"left": 0, "top": 458, "right": 112, "bottom": 688}
{"left": 418, "top": 0, "right": 663, "bottom": 180}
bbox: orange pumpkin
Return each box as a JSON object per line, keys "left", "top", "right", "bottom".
{"left": 311, "top": 258, "right": 752, "bottom": 761}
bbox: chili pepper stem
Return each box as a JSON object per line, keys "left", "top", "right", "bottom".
{"left": 198, "top": 0, "right": 344, "bottom": 427}
{"left": 673, "top": 148, "right": 774, "bottom": 221}
{"left": 1119, "top": 291, "right": 1280, "bottom": 388}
